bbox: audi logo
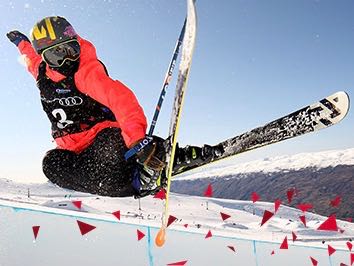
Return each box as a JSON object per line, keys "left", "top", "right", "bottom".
{"left": 58, "top": 96, "right": 83, "bottom": 106}
{"left": 41, "top": 96, "right": 84, "bottom": 106}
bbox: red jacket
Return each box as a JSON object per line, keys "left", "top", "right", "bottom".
{"left": 17, "top": 36, "right": 147, "bottom": 153}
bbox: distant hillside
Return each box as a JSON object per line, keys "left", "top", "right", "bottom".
{"left": 171, "top": 149, "right": 354, "bottom": 220}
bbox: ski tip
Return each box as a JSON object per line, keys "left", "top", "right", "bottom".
{"left": 326, "top": 91, "right": 350, "bottom": 123}
{"left": 332, "top": 91, "right": 350, "bottom": 104}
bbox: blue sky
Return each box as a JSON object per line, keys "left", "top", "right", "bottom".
{"left": 0, "top": 0, "right": 353, "bottom": 182}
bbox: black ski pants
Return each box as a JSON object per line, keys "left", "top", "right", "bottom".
{"left": 42, "top": 127, "right": 137, "bottom": 197}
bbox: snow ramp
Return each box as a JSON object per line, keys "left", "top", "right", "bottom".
{"left": 0, "top": 194, "right": 353, "bottom": 266}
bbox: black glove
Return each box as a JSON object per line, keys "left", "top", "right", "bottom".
{"left": 136, "top": 136, "right": 167, "bottom": 171}
{"left": 6, "top": 30, "right": 30, "bottom": 46}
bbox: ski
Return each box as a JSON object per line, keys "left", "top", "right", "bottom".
{"left": 173, "top": 91, "right": 350, "bottom": 175}
{"left": 155, "top": 0, "right": 197, "bottom": 247}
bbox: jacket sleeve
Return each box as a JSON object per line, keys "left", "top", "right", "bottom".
{"left": 17, "top": 40, "right": 42, "bottom": 79}
{"left": 75, "top": 38, "right": 147, "bottom": 148}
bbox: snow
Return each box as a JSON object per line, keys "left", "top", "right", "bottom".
{"left": 0, "top": 147, "right": 353, "bottom": 246}
{"left": 0, "top": 178, "right": 352, "bottom": 248}
{"left": 176, "top": 147, "right": 354, "bottom": 180}
{"left": 0, "top": 148, "right": 353, "bottom": 265}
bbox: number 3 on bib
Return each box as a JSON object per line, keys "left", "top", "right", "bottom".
{"left": 52, "top": 108, "right": 74, "bottom": 129}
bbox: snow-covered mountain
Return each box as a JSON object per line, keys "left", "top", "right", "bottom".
{"left": 172, "top": 148, "right": 354, "bottom": 220}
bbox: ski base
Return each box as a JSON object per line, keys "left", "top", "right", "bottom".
{"left": 173, "top": 91, "right": 350, "bottom": 175}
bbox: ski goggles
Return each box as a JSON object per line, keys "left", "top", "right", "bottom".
{"left": 41, "top": 39, "right": 80, "bottom": 68}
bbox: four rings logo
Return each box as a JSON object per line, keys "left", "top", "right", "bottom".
{"left": 41, "top": 96, "right": 84, "bottom": 106}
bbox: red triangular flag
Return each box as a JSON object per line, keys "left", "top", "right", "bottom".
{"left": 205, "top": 230, "right": 212, "bottom": 239}
{"left": 351, "top": 253, "right": 354, "bottom": 266}
{"left": 72, "top": 200, "right": 82, "bottom": 209}
{"left": 153, "top": 189, "right": 166, "bottom": 200}
{"left": 330, "top": 195, "right": 341, "bottom": 207}
{"left": 300, "top": 215, "right": 307, "bottom": 227}
{"left": 287, "top": 188, "right": 295, "bottom": 204}
{"left": 137, "top": 229, "right": 145, "bottom": 241}
{"left": 167, "top": 260, "right": 188, "bottom": 266}
{"left": 339, "top": 228, "right": 345, "bottom": 234}
{"left": 261, "top": 210, "right": 274, "bottom": 226}
{"left": 271, "top": 250, "right": 275, "bottom": 255}
{"left": 251, "top": 192, "right": 260, "bottom": 203}
{"left": 310, "top": 257, "right": 318, "bottom": 266}
{"left": 77, "top": 220, "right": 96, "bottom": 235}
{"left": 204, "top": 184, "right": 213, "bottom": 197}
{"left": 274, "top": 199, "right": 281, "bottom": 213}
{"left": 347, "top": 242, "right": 353, "bottom": 251}
{"left": 167, "top": 215, "right": 177, "bottom": 227}
{"left": 183, "top": 224, "right": 189, "bottom": 228}
{"left": 317, "top": 215, "right": 338, "bottom": 231}
{"left": 292, "top": 231, "right": 297, "bottom": 242}
{"left": 297, "top": 203, "right": 313, "bottom": 213}
{"left": 328, "top": 245, "right": 336, "bottom": 256}
{"left": 280, "top": 236, "right": 288, "bottom": 249}
{"left": 32, "top": 226, "right": 40, "bottom": 240}
{"left": 220, "top": 212, "right": 231, "bottom": 221}
{"left": 227, "top": 246, "right": 236, "bottom": 252}
{"left": 112, "top": 210, "right": 120, "bottom": 221}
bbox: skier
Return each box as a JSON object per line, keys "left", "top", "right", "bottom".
{"left": 7, "top": 16, "right": 222, "bottom": 197}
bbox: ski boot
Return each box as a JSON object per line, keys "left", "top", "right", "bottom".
{"left": 173, "top": 143, "right": 224, "bottom": 172}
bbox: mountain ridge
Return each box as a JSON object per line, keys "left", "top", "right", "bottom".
{"left": 172, "top": 148, "right": 354, "bottom": 220}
